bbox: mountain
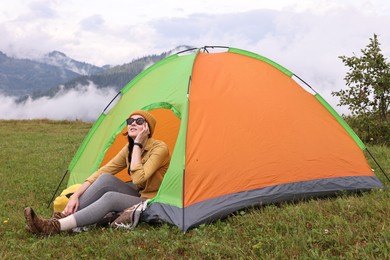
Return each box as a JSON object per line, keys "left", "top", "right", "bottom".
{"left": 0, "top": 45, "right": 194, "bottom": 99}
{"left": 39, "top": 51, "right": 105, "bottom": 76}
{"left": 0, "top": 50, "right": 107, "bottom": 98}
{"left": 39, "top": 45, "right": 194, "bottom": 98}
{"left": 0, "top": 51, "right": 79, "bottom": 97}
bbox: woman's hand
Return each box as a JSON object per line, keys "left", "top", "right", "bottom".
{"left": 63, "top": 195, "right": 79, "bottom": 215}
{"left": 134, "top": 123, "right": 150, "bottom": 145}
{"left": 62, "top": 181, "right": 91, "bottom": 215}
{"left": 131, "top": 123, "right": 150, "bottom": 170}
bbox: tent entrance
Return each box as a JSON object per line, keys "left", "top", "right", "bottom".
{"left": 100, "top": 107, "right": 181, "bottom": 182}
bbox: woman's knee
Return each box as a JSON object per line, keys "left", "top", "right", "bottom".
{"left": 91, "top": 174, "right": 120, "bottom": 189}
{"left": 95, "top": 174, "right": 118, "bottom": 184}
{"left": 79, "top": 175, "right": 119, "bottom": 205}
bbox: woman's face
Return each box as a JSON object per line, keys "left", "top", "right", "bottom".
{"left": 127, "top": 115, "right": 147, "bottom": 138}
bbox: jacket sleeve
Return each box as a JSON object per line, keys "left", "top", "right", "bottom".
{"left": 130, "top": 142, "right": 169, "bottom": 185}
{"left": 86, "top": 144, "right": 129, "bottom": 184}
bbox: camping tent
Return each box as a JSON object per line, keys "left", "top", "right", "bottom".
{"left": 64, "top": 46, "right": 384, "bottom": 232}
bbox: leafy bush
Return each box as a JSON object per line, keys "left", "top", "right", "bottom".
{"left": 344, "top": 114, "right": 390, "bottom": 146}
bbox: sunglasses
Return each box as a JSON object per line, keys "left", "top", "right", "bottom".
{"left": 126, "top": 117, "right": 146, "bottom": 125}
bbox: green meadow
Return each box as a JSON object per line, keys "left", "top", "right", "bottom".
{"left": 0, "top": 120, "right": 389, "bottom": 259}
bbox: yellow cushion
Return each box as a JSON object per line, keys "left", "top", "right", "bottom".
{"left": 53, "top": 184, "right": 82, "bottom": 212}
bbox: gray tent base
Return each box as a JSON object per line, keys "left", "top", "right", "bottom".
{"left": 142, "top": 176, "right": 384, "bottom": 232}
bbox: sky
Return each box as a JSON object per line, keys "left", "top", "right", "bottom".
{"left": 1, "top": 0, "right": 390, "bottom": 120}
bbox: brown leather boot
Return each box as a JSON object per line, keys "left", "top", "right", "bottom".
{"left": 24, "top": 207, "right": 61, "bottom": 236}
{"left": 24, "top": 207, "right": 40, "bottom": 234}
{"left": 52, "top": 212, "right": 67, "bottom": 219}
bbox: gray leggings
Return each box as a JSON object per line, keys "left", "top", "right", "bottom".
{"left": 73, "top": 174, "right": 144, "bottom": 227}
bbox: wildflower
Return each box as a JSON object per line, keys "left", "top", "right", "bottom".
{"left": 324, "top": 229, "right": 329, "bottom": 234}
{"left": 3, "top": 218, "right": 9, "bottom": 224}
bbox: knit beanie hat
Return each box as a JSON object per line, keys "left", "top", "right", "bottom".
{"left": 129, "top": 110, "right": 156, "bottom": 137}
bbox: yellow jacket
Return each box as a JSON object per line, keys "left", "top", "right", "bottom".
{"left": 86, "top": 138, "right": 170, "bottom": 199}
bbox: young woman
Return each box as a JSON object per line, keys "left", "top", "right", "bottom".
{"left": 24, "top": 110, "right": 170, "bottom": 235}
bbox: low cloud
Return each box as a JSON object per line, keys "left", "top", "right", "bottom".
{"left": 0, "top": 78, "right": 350, "bottom": 122}
{"left": 0, "top": 84, "right": 118, "bottom": 121}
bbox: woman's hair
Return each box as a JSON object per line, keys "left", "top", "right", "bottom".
{"left": 127, "top": 135, "right": 134, "bottom": 175}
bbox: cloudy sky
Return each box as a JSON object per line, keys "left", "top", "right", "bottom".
{"left": 1, "top": 0, "right": 390, "bottom": 120}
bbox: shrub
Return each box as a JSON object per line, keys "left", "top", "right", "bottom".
{"left": 344, "top": 114, "right": 390, "bottom": 146}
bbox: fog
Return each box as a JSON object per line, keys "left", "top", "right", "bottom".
{"left": 0, "top": 84, "right": 118, "bottom": 121}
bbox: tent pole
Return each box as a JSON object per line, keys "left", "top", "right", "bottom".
{"left": 366, "top": 148, "right": 390, "bottom": 183}
{"left": 103, "top": 91, "right": 121, "bottom": 113}
{"left": 293, "top": 74, "right": 318, "bottom": 94}
{"left": 47, "top": 169, "right": 69, "bottom": 209}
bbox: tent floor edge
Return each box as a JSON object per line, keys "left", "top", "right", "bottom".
{"left": 142, "top": 176, "right": 384, "bottom": 232}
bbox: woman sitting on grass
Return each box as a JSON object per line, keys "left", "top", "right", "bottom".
{"left": 24, "top": 110, "right": 170, "bottom": 236}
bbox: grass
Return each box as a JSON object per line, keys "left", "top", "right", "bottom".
{"left": 0, "top": 120, "right": 389, "bottom": 259}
